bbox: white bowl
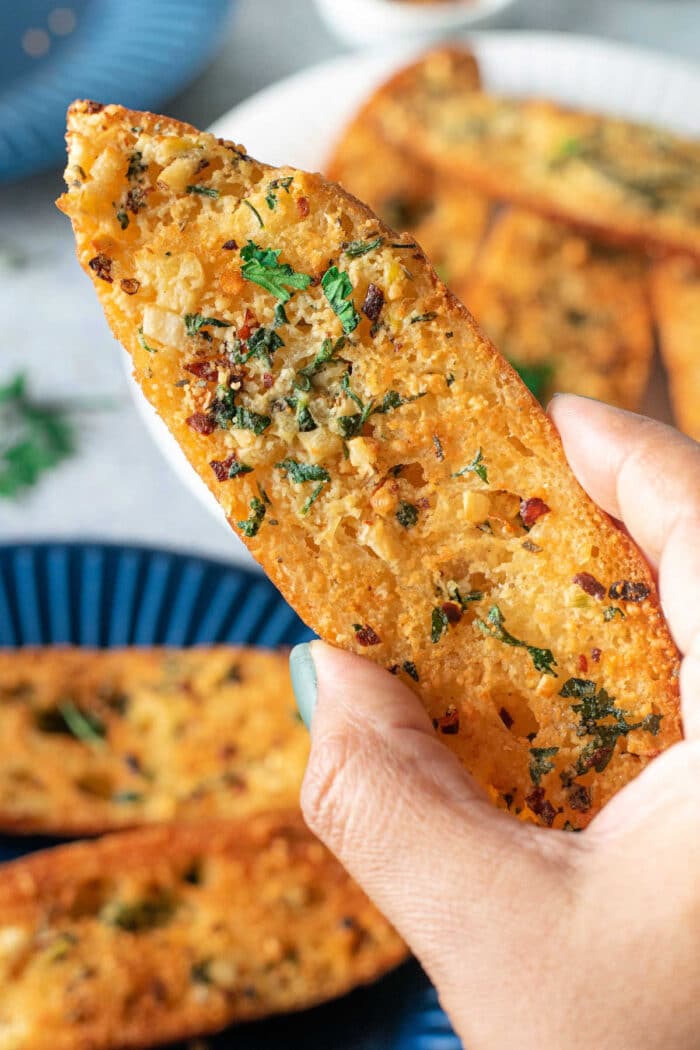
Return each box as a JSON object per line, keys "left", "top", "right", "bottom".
{"left": 314, "top": 0, "right": 517, "bottom": 47}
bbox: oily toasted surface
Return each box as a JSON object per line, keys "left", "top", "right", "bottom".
{"left": 651, "top": 256, "right": 700, "bottom": 441}
{"left": 371, "top": 49, "right": 700, "bottom": 257}
{"left": 465, "top": 210, "right": 654, "bottom": 408}
{"left": 0, "top": 647, "right": 308, "bottom": 836}
{"left": 0, "top": 813, "right": 405, "bottom": 1049}
{"left": 59, "top": 102, "right": 681, "bottom": 829}
{"left": 326, "top": 47, "right": 490, "bottom": 293}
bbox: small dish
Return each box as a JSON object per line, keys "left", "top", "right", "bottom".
{"left": 314, "top": 0, "right": 516, "bottom": 47}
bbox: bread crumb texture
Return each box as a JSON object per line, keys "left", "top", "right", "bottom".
{"left": 651, "top": 256, "right": 700, "bottom": 441}
{"left": 58, "top": 100, "right": 681, "bottom": 830}
{"left": 0, "top": 647, "right": 308, "bottom": 835}
{"left": 0, "top": 814, "right": 406, "bottom": 1049}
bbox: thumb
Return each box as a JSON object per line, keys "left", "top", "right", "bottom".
{"left": 290, "top": 641, "right": 578, "bottom": 1031}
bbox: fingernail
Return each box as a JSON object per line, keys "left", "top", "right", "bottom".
{"left": 290, "top": 643, "right": 317, "bottom": 729}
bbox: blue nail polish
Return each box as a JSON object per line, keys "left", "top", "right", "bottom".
{"left": 290, "top": 643, "right": 317, "bottom": 729}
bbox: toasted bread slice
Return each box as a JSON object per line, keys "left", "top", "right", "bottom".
{"left": 0, "top": 647, "right": 308, "bottom": 836}
{"left": 465, "top": 209, "right": 654, "bottom": 407}
{"left": 0, "top": 813, "right": 406, "bottom": 1049}
{"left": 59, "top": 102, "right": 681, "bottom": 829}
{"left": 370, "top": 49, "right": 700, "bottom": 257}
{"left": 650, "top": 256, "right": 700, "bottom": 441}
{"left": 326, "top": 47, "right": 490, "bottom": 291}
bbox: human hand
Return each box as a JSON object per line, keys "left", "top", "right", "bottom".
{"left": 289, "top": 395, "right": 700, "bottom": 1050}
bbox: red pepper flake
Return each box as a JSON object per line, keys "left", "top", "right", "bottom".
{"left": 186, "top": 412, "right": 216, "bottom": 435}
{"left": 262, "top": 373, "right": 274, "bottom": 390}
{"left": 433, "top": 705, "right": 460, "bottom": 735}
{"left": 185, "top": 360, "right": 218, "bottom": 382}
{"left": 568, "top": 784, "right": 591, "bottom": 813}
{"left": 591, "top": 647, "right": 602, "bottom": 663}
{"left": 353, "top": 624, "right": 381, "bottom": 647}
{"left": 362, "top": 283, "right": 385, "bottom": 323}
{"left": 441, "top": 602, "right": 462, "bottom": 624}
{"left": 499, "top": 707, "right": 514, "bottom": 729}
{"left": 524, "top": 787, "right": 556, "bottom": 827}
{"left": 573, "top": 572, "right": 606, "bottom": 600}
{"left": 88, "top": 254, "right": 113, "bottom": 283}
{"left": 577, "top": 653, "right": 588, "bottom": 673}
{"left": 519, "top": 497, "right": 550, "bottom": 528}
{"left": 238, "top": 308, "right": 259, "bottom": 342}
{"left": 84, "top": 100, "right": 104, "bottom": 114}
{"left": 609, "top": 580, "right": 650, "bottom": 603}
{"left": 297, "top": 197, "right": 310, "bottom": 218}
{"left": 210, "top": 454, "right": 238, "bottom": 481}
{"left": 222, "top": 239, "right": 238, "bottom": 250}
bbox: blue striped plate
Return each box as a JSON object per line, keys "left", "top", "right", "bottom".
{"left": 0, "top": 542, "right": 461, "bottom": 1050}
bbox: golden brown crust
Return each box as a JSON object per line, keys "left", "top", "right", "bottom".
{"left": 650, "top": 256, "right": 700, "bottom": 441}
{"left": 464, "top": 209, "right": 654, "bottom": 408}
{"left": 369, "top": 51, "right": 700, "bottom": 258}
{"left": 0, "top": 813, "right": 406, "bottom": 1049}
{"left": 326, "top": 47, "right": 490, "bottom": 298}
{"left": 58, "top": 101, "right": 681, "bottom": 830}
{"left": 0, "top": 647, "right": 308, "bottom": 836}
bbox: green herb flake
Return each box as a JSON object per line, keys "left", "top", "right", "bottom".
{"left": 212, "top": 389, "right": 270, "bottom": 435}
{"left": 447, "top": 582, "right": 483, "bottom": 609}
{"left": 229, "top": 461, "right": 253, "bottom": 479}
{"left": 112, "top": 791, "right": 144, "bottom": 804}
{"left": 241, "top": 241, "right": 312, "bottom": 303}
{"left": 238, "top": 497, "right": 266, "bottom": 537}
{"left": 0, "top": 374, "right": 75, "bottom": 500}
{"left": 529, "top": 747, "right": 559, "bottom": 786}
{"left": 242, "top": 199, "right": 265, "bottom": 228}
{"left": 476, "top": 606, "right": 558, "bottom": 677}
{"left": 410, "top": 312, "right": 438, "bottom": 324}
{"left": 233, "top": 327, "right": 284, "bottom": 367}
{"left": 396, "top": 501, "right": 418, "bottom": 529}
{"left": 275, "top": 459, "right": 330, "bottom": 484}
{"left": 604, "top": 606, "right": 626, "bottom": 621}
{"left": 102, "top": 894, "right": 176, "bottom": 932}
{"left": 265, "top": 176, "right": 294, "bottom": 210}
{"left": 273, "top": 303, "right": 288, "bottom": 328}
{"left": 186, "top": 185, "right": 220, "bottom": 199}
{"left": 431, "top": 607, "right": 449, "bottom": 644}
{"left": 322, "top": 266, "right": 360, "bottom": 334}
{"left": 297, "top": 336, "right": 345, "bottom": 388}
{"left": 126, "top": 151, "right": 147, "bottom": 180}
{"left": 344, "top": 237, "right": 384, "bottom": 258}
{"left": 184, "top": 314, "right": 231, "bottom": 337}
{"left": 402, "top": 661, "right": 419, "bottom": 682}
{"left": 453, "top": 448, "right": 488, "bottom": 484}
{"left": 137, "top": 327, "right": 157, "bottom": 354}
{"left": 560, "top": 676, "right": 661, "bottom": 774}
{"left": 116, "top": 209, "right": 129, "bottom": 230}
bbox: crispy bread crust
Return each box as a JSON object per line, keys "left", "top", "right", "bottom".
{"left": 0, "top": 813, "right": 406, "bottom": 1049}
{"left": 370, "top": 51, "right": 700, "bottom": 259}
{"left": 650, "top": 256, "right": 700, "bottom": 441}
{"left": 58, "top": 101, "right": 681, "bottom": 829}
{"left": 0, "top": 647, "right": 308, "bottom": 836}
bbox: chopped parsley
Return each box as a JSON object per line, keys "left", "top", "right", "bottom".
{"left": 232, "top": 327, "right": 283, "bottom": 367}
{"left": 402, "top": 661, "right": 419, "bottom": 682}
{"left": 410, "top": 312, "right": 438, "bottom": 324}
{"left": 560, "top": 677, "right": 661, "bottom": 774}
{"left": 296, "top": 336, "right": 345, "bottom": 390}
{"left": 273, "top": 303, "right": 288, "bottom": 328}
{"left": 285, "top": 393, "right": 317, "bottom": 432}
{"left": 242, "top": 199, "right": 265, "bottom": 228}
{"left": 102, "top": 894, "right": 175, "bottom": 932}
{"left": 396, "top": 501, "right": 418, "bottom": 528}
{"left": 344, "top": 237, "right": 384, "bottom": 258}
{"left": 265, "top": 176, "right": 294, "bottom": 210}
{"left": 230, "top": 405, "right": 271, "bottom": 435}
{"left": 529, "top": 747, "right": 559, "bottom": 786}
{"left": 238, "top": 497, "right": 266, "bottom": 537}
{"left": 275, "top": 459, "right": 330, "bottom": 485}
{"left": 431, "top": 607, "right": 450, "bottom": 644}
{"left": 322, "top": 266, "right": 360, "bottom": 334}
{"left": 476, "top": 606, "right": 558, "bottom": 677}
{"left": 116, "top": 208, "right": 129, "bottom": 230}
{"left": 374, "top": 390, "right": 426, "bottom": 414}
{"left": 126, "top": 151, "right": 147, "bottom": 180}
{"left": 604, "top": 606, "right": 626, "bottom": 621}
{"left": 137, "top": 327, "right": 157, "bottom": 353}
{"left": 241, "top": 241, "right": 311, "bottom": 303}
{"left": 35, "top": 701, "right": 105, "bottom": 745}
{"left": 337, "top": 374, "right": 424, "bottom": 438}
{"left": 186, "top": 184, "right": 220, "bottom": 198}
{"left": 447, "top": 582, "right": 483, "bottom": 608}
{"left": 228, "top": 461, "right": 253, "bottom": 479}
{"left": 453, "top": 448, "right": 488, "bottom": 484}
{"left": 184, "top": 313, "right": 231, "bottom": 337}
{"left": 0, "top": 374, "right": 75, "bottom": 499}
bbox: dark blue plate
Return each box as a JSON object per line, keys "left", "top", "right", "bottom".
{"left": 0, "top": 542, "right": 461, "bottom": 1050}
{"left": 0, "top": 0, "right": 234, "bottom": 183}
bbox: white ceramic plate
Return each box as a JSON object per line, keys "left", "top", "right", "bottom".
{"left": 313, "top": 0, "right": 518, "bottom": 48}
{"left": 125, "top": 31, "right": 700, "bottom": 526}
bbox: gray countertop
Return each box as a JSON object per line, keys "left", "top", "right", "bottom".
{"left": 1, "top": 0, "right": 698, "bottom": 566}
